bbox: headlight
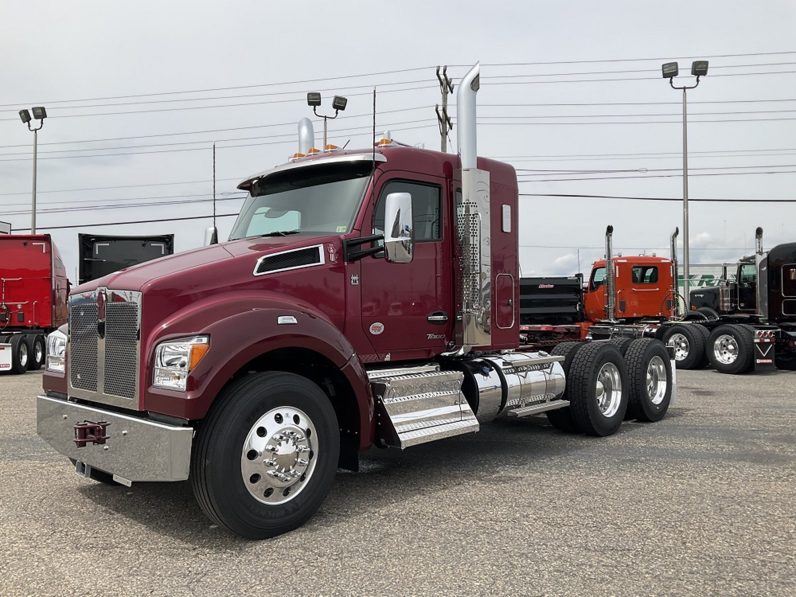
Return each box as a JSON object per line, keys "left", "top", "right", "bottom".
{"left": 153, "top": 336, "right": 210, "bottom": 391}
{"left": 46, "top": 330, "right": 67, "bottom": 373}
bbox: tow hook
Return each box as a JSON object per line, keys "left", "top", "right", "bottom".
{"left": 73, "top": 421, "right": 111, "bottom": 447}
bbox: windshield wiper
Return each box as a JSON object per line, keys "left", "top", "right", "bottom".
{"left": 259, "top": 230, "right": 301, "bottom": 237}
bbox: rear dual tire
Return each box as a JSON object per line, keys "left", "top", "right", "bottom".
{"left": 661, "top": 324, "right": 707, "bottom": 370}
{"left": 567, "top": 342, "right": 629, "bottom": 436}
{"left": 625, "top": 339, "right": 672, "bottom": 422}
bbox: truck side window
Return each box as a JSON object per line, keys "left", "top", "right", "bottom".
{"left": 632, "top": 266, "right": 658, "bottom": 284}
{"left": 590, "top": 267, "right": 606, "bottom": 290}
{"left": 739, "top": 263, "right": 756, "bottom": 284}
{"left": 374, "top": 181, "right": 441, "bottom": 241}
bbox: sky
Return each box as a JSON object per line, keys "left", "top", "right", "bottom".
{"left": 1, "top": 0, "right": 795, "bottom": 280}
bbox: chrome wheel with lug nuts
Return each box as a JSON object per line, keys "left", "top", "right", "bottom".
{"left": 191, "top": 371, "right": 339, "bottom": 539}
{"left": 567, "top": 342, "right": 629, "bottom": 436}
{"left": 595, "top": 362, "right": 622, "bottom": 419}
{"left": 661, "top": 324, "right": 706, "bottom": 369}
{"left": 713, "top": 334, "right": 739, "bottom": 365}
{"left": 707, "top": 324, "right": 754, "bottom": 374}
{"left": 625, "top": 338, "right": 672, "bottom": 422}
{"left": 646, "top": 356, "right": 667, "bottom": 405}
{"left": 241, "top": 407, "right": 318, "bottom": 505}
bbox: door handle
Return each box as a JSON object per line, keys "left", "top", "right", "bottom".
{"left": 427, "top": 311, "right": 449, "bottom": 324}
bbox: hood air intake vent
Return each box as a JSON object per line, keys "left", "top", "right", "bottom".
{"left": 253, "top": 245, "right": 324, "bottom": 276}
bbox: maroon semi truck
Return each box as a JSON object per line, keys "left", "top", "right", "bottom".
{"left": 37, "top": 65, "right": 674, "bottom": 539}
{"left": 0, "top": 234, "right": 69, "bottom": 373}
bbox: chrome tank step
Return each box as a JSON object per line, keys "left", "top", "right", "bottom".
{"left": 506, "top": 399, "right": 570, "bottom": 418}
{"left": 369, "top": 367, "right": 479, "bottom": 449}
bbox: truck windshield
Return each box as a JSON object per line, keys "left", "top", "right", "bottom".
{"left": 229, "top": 161, "right": 372, "bottom": 240}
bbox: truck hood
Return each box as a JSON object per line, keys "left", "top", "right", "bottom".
{"left": 71, "top": 234, "right": 338, "bottom": 294}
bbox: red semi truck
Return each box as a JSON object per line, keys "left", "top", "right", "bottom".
{"left": 37, "top": 64, "right": 675, "bottom": 539}
{"left": 0, "top": 234, "right": 69, "bottom": 373}
{"left": 520, "top": 229, "right": 677, "bottom": 349}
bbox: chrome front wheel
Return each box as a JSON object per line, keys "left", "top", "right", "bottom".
{"left": 241, "top": 406, "right": 318, "bottom": 505}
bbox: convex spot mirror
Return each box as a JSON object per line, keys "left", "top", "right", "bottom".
{"left": 383, "top": 192, "right": 413, "bottom": 263}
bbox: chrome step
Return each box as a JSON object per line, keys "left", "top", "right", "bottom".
{"left": 506, "top": 399, "right": 570, "bottom": 418}
{"left": 369, "top": 367, "right": 479, "bottom": 449}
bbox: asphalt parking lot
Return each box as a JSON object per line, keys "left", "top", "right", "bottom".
{"left": 1, "top": 369, "right": 794, "bottom": 596}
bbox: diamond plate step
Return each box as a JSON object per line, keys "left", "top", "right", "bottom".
{"left": 369, "top": 367, "right": 479, "bottom": 449}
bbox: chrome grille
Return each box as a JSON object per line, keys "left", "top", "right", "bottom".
{"left": 68, "top": 288, "right": 141, "bottom": 409}
{"left": 70, "top": 303, "right": 98, "bottom": 392}
{"left": 103, "top": 302, "right": 139, "bottom": 399}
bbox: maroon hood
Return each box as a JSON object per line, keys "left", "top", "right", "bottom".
{"left": 71, "top": 233, "right": 339, "bottom": 294}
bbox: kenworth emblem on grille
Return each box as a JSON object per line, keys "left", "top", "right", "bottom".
{"left": 96, "top": 287, "right": 106, "bottom": 339}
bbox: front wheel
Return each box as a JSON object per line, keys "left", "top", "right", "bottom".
{"left": 191, "top": 371, "right": 339, "bottom": 539}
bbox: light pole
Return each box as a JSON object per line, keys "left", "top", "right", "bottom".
{"left": 18, "top": 106, "right": 48, "bottom": 234}
{"left": 306, "top": 93, "right": 347, "bottom": 148}
{"left": 661, "top": 60, "right": 708, "bottom": 311}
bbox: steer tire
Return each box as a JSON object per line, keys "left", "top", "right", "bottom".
{"left": 661, "top": 324, "right": 706, "bottom": 370}
{"left": 9, "top": 335, "right": 29, "bottom": 374}
{"left": 545, "top": 342, "right": 585, "bottom": 433}
{"left": 567, "top": 342, "right": 628, "bottom": 437}
{"left": 625, "top": 339, "right": 672, "bottom": 422}
{"left": 27, "top": 335, "right": 46, "bottom": 371}
{"left": 191, "top": 371, "right": 339, "bottom": 539}
{"left": 707, "top": 324, "right": 754, "bottom": 374}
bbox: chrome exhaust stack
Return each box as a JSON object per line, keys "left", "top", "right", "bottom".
{"left": 670, "top": 227, "right": 680, "bottom": 317}
{"left": 605, "top": 225, "right": 616, "bottom": 322}
{"left": 298, "top": 118, "right": 315, "bottom": 154}
{"left": 755, "top": 227, "right": 767, "bottom": 320}
{"left": 452, "top": 63, "right": 492, "bottom": 352}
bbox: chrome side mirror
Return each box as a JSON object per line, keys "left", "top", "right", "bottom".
{"left": 383, "top": 192, "right": 413, "bottom": 263}
{"left": 204, "top": 226, "right": 218, "bottom": 246}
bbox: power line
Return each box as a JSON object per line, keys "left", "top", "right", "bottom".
{"left": 4, "top": 68, "right": 796, "bottom": 122}
{"left": 519, "top": 192, "right": 796, "bottom": 202}
{"left": 0, "top": 121, "right": 435, "bottom": 162}
{"left": 0, "top": 84, "right": 436, "bottom": 121}
{"left": 4, "top": 194, "right": 247, "bottom": 216}
{"left": 0, "top": 177, "right": 244, "bottom": 197}
{"left": 2, "top": 104, "right": 793, "bottom": 152}
{"left": 517, "top": 163, "right": 796, "bottom": 174}
{"left": 10, "top": 213, "right": 240, "bottom": 232}
{"left": 0, "top": 65, "right": 437, "bottom": 107}
{"left": 5, "top": 50, "right": 795, "bottom": 108}
{"left": 0, "top": 106, "right": 430, "bottom": 150}
{"left": 518, "top": 170, "right": 796, "bottom": 182}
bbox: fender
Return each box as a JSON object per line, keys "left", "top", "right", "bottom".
{"left": 141, "top": 291, "right": 373, "bottom": 447}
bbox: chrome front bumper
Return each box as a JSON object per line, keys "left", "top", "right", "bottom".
{"left": 37, "top": 395, "right": 193, "bottom": 483}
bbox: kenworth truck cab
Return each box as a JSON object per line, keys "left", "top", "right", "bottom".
{"left": 37, "top": 65, "right": 675, "bottom": 539}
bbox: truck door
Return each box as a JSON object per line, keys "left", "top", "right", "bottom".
{"left": 736, "top": 262, "right": 757, "bottom": 311}
{"left": 359, "top": 176, "right": 453, "bottom": 361}
{"left": 627, "top": 264, "right": 664, "bottom": 317}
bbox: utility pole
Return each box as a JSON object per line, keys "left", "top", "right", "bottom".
{"left": 435, "top": 66, "right": 454, "bottom": 152}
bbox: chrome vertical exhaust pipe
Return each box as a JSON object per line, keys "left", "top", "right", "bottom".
{"left": 605, "top": 225, "right": 616, "bottom": 322}
{"left": 457, "top": 63, "right": 480, "bottom": 169}
{"left": 670, "top": 227, "right": 680, "bottom": 317}
{"left": 298, "top": 118, "right": 315, "bottom": 154}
